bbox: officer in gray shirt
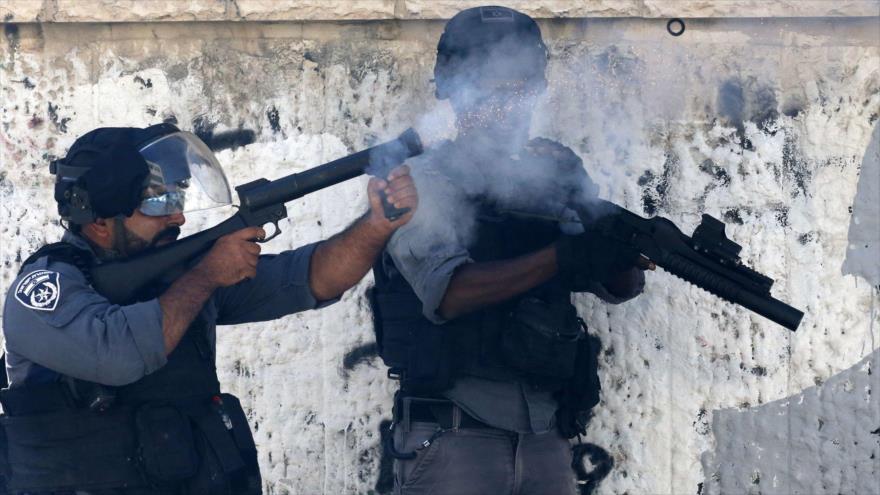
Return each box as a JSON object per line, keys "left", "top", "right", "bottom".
{"left": 1, "top": 123, "right": 417, "bottom": 494}
{"left": 370, "top": 7, "right": 645, "bottom": 495}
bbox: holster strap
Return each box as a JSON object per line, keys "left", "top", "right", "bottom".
{"left": 189, "top": 408, "right": 246, "bottom": 474}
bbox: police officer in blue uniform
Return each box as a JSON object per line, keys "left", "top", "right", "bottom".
{"left": 370, "top": 7, "right": 646, "bottom": 494}
{"left": 0, "top": 123, "right": 418, "bottom": 494}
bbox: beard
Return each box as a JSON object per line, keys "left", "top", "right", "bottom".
{"left": 123, "top": 225, "right": 181, "bottom": 253}
{"left": 94, "top": 224, "right": 181, "bottom": 261}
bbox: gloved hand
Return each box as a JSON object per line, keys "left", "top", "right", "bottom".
{"left": 555, "top": 229, "right": 640, "bottom": 291}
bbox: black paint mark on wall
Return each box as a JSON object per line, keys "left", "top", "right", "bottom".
{"left": 699, "top": 159, "right": 730, "bottom": 187}
{"left": 343, "top": 343, "right": 379, "bottom": 374}
{"left": 781, "top": 98, "right": 804, "bottom": 118}
{"left": 752, "top": 86, "right": 780, "bottom": 131}
{"left": 695, "top": 159, "right": 732, "bottom": 209}
{"left": 191, "top": 115, "right": 255, "bottom": 151}
{"left": 4, "top": 23, "right": 20, "bottom": 53}
{"left": 638, "top": 153, "right": 676, "bottom": 215}
{"left": 798, "top": 232, "right": 815, "bottom": 244}
{"left": 717, "top": 80, "right": 745, "bottom": 131}
{"left": 374, "top": 419, "right": 395, "bottom": 494}
{"left": 27, "top": 115, "right": 44, "bottom": 129}
{"left": 717, "top": 78, "right": 779, "bottom": 131}
{"left": 739, "top": 362, "right": 768, "bottom": 377}
{"left": 595, "top": 46, "right": 642, "bottom": 79}
{"left": 723, "top": 208, "right": 746, "bottom": 225}
{"left": 694, "top": 408, "right": 710, "bottom": 435}
{"left": 47, "top": 102, "right": 70, "bottom": 133}
{"left": 133, "top": 75, "right": 153, "bottom": 89}
{"left": 267, "top": 106, "right": 282, "bottom": 134}
{"left": 12, "top": 77, "right": 35, "bottom": 89}
{"left": 772, "top": 204, "right": 790, "bottom": 227}
{"left": 340, "top": 343, "right": 380, "bottom": 387}
{"left": 572, "top": 443, "right": 614, "bottom": 495}
{"left": 782, "top": 134, "right": 811, "bottom": 198}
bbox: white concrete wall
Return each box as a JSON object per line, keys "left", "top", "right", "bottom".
{"left": 1, "top": 2, "right": 879, "bottom": 494}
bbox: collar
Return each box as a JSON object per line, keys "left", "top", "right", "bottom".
{"left": 61, "top": 230, "right": 102, "bottom": 263}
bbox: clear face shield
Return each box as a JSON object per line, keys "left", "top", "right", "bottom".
{"left": 137, "top": 131, "right": 232, "bottom": 217}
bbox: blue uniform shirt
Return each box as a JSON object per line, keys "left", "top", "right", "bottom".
{"left": 3, "top": 231, "right": 334, "bottom": 388}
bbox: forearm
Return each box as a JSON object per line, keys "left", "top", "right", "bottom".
{"left": 438, "top": 245, "right": 558, "bottom": 320}
{"left": 309, "top": 214, "right": 392, "bottom": 301}
{"left": 158, "top": 267, "right": 217, "bottom": 354}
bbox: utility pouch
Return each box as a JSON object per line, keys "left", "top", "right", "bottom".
{"left": 216, "top": 394, "right": 257, "bottom": 457}
{"left": 501, "top": 297, "right": 582, "bottom": 379}
{"left": 184, "top": 394, "right": 260, "bottom": 495}
{"left": 135, "top": 403, "right": 199, "bottom": 483}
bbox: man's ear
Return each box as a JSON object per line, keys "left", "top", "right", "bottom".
{"left": 81, "top": 217, "right": 114, "bottom": 249}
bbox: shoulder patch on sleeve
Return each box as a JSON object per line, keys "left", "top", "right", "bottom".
{"left": 15, "top": 269, "right": 62, "bottom": 311}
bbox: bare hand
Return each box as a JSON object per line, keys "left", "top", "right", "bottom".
{"left": 192, "top": 226, "right": 264, "bottom": 288}
{"left": 367, "top": 164, "right": 418, "bottom": 232}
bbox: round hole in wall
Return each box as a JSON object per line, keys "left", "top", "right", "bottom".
{"left": 667, "top": 18, "right": 686, "bottom": 36}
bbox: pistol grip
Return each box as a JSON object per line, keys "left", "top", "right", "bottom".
{"left": 379, "top": 189, "right": 410, "bottom": 221}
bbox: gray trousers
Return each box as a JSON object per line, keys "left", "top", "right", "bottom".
{"left": 392, "top": 420, "right": 577, "bottom": 495}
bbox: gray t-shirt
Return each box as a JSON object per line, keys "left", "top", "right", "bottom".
{"left": 385, "top": 138, "right": 644, "bottom": 433}
{"left": 3, "top": 231, "right": 334, "bottom": 388}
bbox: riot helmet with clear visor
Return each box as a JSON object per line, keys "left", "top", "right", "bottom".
{"left": 137, "top": 130, "right": 232, "bottom": 217}
{"left": 51, "top": 123, "right": 233, "bottom": 226}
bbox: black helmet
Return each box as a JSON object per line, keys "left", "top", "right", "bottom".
{"left": 434, "top": 6, "right": 548, "bottom": 100}
{"left": 51, "top": 123, "right": 232, "bottom": 225}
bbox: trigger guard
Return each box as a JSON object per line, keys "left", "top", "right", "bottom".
{"left": 259, "top": 222, "right": 281, "bottom": 243}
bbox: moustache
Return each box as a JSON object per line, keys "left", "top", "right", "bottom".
{"left": 151, "top": 226, "right": 181, "bottom": 246}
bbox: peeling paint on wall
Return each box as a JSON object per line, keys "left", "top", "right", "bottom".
{"left": 701, "top": 350, "right": 879, "bottom": 494}
{"left": 842, "top": 123, "right": 880, "bottom": 287}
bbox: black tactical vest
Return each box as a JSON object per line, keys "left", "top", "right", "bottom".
{"left": 371, "top": 201, "right": 580, "bottom": 396}
{"left": 0, "top": 243, "right": 261, "bottom": 494}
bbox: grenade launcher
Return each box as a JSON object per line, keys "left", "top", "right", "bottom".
{"left": 575, "top": 200, "right": 804, "bottom": 331}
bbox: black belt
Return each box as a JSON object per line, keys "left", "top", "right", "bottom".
{"left": 385, "top": 396, "right": 497, "bottom": 460}
{"left": 408, "top": 401, "right": 493, "bottom": 429}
